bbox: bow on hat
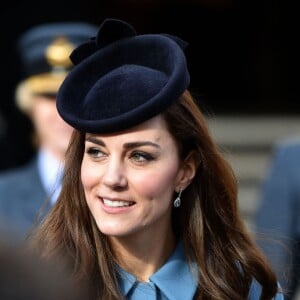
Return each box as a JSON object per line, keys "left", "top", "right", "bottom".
{"left": 71, "top": 19, "right": 188, "bottom": 66}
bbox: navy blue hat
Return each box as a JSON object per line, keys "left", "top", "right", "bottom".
{"left": 56, "top": 18, "right": 190, "bottom": 133}
{"left": 16, "top": 22, "right": 97, "bottom": 112}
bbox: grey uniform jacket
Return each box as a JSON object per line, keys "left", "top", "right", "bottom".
{"left": 0, "top": 157, "right": 49, "bottom": 240}
{"left": 255, "top": 139, "right": 300, "bottom": 299}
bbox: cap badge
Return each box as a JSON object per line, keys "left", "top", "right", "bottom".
{"left": 45, "top": 37, "right": 74, "bottom": 70}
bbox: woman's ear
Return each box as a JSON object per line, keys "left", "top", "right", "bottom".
{"left": 175, "top": 151, "right": 200, "bottom": 191}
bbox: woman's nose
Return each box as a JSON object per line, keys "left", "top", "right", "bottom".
{"left": 102, "top": 159, "right": 127, "bottom": 189}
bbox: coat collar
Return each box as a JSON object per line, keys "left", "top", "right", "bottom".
{"left": 116, "top": 241, "right": 198, "bottom": 299}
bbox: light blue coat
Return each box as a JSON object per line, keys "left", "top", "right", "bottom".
{"left": 117, "top": 242, "right": 284, "bottom": 299}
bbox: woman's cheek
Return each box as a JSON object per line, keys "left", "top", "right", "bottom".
{"left": 81, "top": 160, "right": 99, "bottom": 189}
{"left": 130, "top": 167, "right": 178, "bottom": 196}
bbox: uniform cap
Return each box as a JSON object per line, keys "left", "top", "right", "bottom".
{"left": 16, "top": 22, "right": 98, "bottom": 112}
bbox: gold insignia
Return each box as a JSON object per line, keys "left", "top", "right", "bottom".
{"left": 45, "top": 37, "right": 74, "bottom": 69}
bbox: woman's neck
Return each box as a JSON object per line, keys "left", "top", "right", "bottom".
{"left": 110, "top": 231, "right": 176, "bottom": 282}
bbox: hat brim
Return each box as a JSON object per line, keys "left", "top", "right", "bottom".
{"left": 23, "top": 72, "right": 67, "bottom": 94}
{"left": 16, "top": 72, "right": 66, "bottom": 112}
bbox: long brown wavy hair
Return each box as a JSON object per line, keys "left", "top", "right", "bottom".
{"left": 28, "top": 90, "right": 279, "bottom": 299}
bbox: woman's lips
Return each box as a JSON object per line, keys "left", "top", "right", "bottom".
{"left": 97, "top": 196, "right": 136, "bottom": 214}
{"left": 102, "top": 198, "right": 135, "bottom": 207}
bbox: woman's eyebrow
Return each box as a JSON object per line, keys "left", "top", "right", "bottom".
{"left": 85, "top": 136, "right": 105, "bottom": 146}
{"left": 123, "top": 141, "right": 161, "bottom": 150}
{"left": 85, "top": 137, "right": 161, "bottom": 150}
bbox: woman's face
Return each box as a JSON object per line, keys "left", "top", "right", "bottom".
{"left": 81, "top": 115, "right": 187, "bottom": 240}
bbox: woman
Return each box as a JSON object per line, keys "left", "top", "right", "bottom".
{"left": 28, "top": 19, "right": 284, "bottom": 299}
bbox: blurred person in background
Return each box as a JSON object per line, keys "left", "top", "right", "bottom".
{"left": 0, "top": 87, "right": 33, "bottom": 172}
{"left": 0, "top": 232, "right": 86, "bottom": 300}
{"left": 255, "top": 137, "right": 300, "bottom": 300}
{"left": 0, "top": 22, "right": 97, "bottom": 240}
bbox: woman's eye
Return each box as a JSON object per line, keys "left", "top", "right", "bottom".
{"left": 130, "top": 151, "right": 154, "bottom": 162}
{"left": 86, "top": 147, "right": 104, "bottom": 158}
